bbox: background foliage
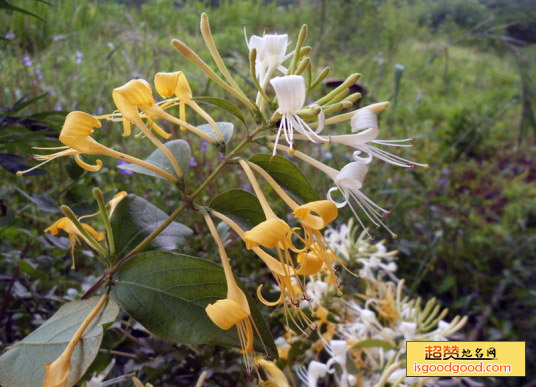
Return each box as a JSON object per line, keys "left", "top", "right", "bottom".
{"left": 1, "top": 0, "right": 535, "bottom": 385}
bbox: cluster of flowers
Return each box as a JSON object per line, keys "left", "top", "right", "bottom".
{"left": 19, "top": 14, "right": 430, "bottom": 378}
{"left": 255, "top": 220, "right": 468, "bottom": 386}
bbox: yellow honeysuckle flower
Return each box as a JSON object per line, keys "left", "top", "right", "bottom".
{"left": 43, "top": 295, "right": 109, "bottom": 387}
{"left": 243, "top": 218, "right": 292, "bottom": 249}
{"left": 113, "top": 79, "right": 215, "bottom": 143}
{"left": 154, "top": 71, "right": 223, "bottom": 141}
{"left": 293, "top": 200, "right": 338, "bottom": 231}
{"left": 107, "top": 191, "right": 128, "bottom": 216}
{"left": 203, "top": 213, "right": 259, "bottom": 371}
{"left": 45, "top": 217, "right": 104, "bottom": 269}
{"left": 210, "top": 210, "right": 316, "bottom": 333}
{"left": 296, "top": 251, "right": 324, "bottom": 276}
{"left": 245, "top": 161, "right": 342, "bottom": 281}
{"left": 45, "top": 217, "right": 104, "bottom": 247}
{"left": 256, "top": 358, "right": 290, "bottom": 387}
{"left": 17, "top": 112, "right": 178, "bottom": 182}
{"left": 43, "top": 346, "right": 72, "bottom": 387}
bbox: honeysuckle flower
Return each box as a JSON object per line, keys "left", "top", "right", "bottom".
{"left": 112, "top": 79, "right": 215, "bottom": 143}
{"left": 276, "top": 145, "right": 395, "bottom": 237}
{"left": 45, "top": 217, "right": 104, "bottom": 267}
{"left": 154, "top": 71, "right": 223, "bottom": 141}
{"left": 256, "top": 358, "right": 290, "bottom": 387}
{"left": 203, "top": 213, "right": 258, "bottom": 371}
{"left": 326, "top": 340, "right": 357, "bottom": 387}
{"left": 270, "top": 75, "right": 327, "bottom": 156}
{"left": 44, "top": 295, "right": 109, "bottom": 387}
{"left": 246, "top": 161, "right": 343, "bottom": 281}
{"left": 17, "top": 112, "right": 178, "bottom": 182}
{"left": 247, "top": 33, "right": 290, "bottom": 86}
{"left": 327, "top": 107, "right": 428, "bottom": 169}
{"left": 296, "top": 360, "right": 329, "bottom": 387}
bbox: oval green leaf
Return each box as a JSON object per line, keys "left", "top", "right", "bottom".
{"left": 249, "top": 154, "right": 318, "bottom": 203}
{"left": 110, "top": 194, "right": 193, "bottom": 258}
{"left": 118, "top": 139, "right": 191, "bottom": 180}
{"left": 209, "top": 189, "right": 265, "bottom": 230}
{"left": 111, "top": 251, "right": 277, "bottom": 358}
{"left": 0, "top": 297, "right": 119, "bottom": 387}
{"left": 197, "top": 122, "right": 234, "bottom": 144}
{"left": 193, "top": 96, "right": 246, "bottom": 126}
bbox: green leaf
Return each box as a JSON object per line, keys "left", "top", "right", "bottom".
{"left": 117, "top": 139, "right": 191, "bottom": 180}
{"left": 0, "top": 297, "right": 119, "bottom": 387}
{"left": 249, "top": 154, "right": 318, "bottom": 203}
{"left": 209, "top": 189, "right": 265, "bottom": 229}
{"left": 0, "top": 1, "right": 44, "bottom": 21}
{"left": 111, "top": 251, "right": 277, "bottom": 358}
{"left": 109, "top": 194, "right": 193, "bottom": 257}
{"left": 193, "top": 96, "right": 246, "bottom": 126}
{"left": 353, "top": 339, "right": 396, "bottom": 350}
{"left": 196, "top": 122, "right": 234, "bottom": 144}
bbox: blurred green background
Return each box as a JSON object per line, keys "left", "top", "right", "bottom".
{"left": 1, "top": 0, "right": 535, "bottom": 385}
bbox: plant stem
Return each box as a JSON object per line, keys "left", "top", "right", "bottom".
{"left": 81, "top": 122, "right": 273, "bottom": 300}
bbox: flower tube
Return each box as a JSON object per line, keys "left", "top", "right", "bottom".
{"left": 154, "top": 71, "right": 223, "bottom": 141}
{"left": 203, "top": 212, "right": 258, "bottom": 371}
{"left": 18, "top": 111, "right": 178, "bottom": 182}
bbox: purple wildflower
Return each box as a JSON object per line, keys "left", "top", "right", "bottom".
{"left": 117, "top": 160, "right": 134, "bottom": 175}
{"left": 200, "top": 140, "right": 209, "bottom": 153}
{"left": 54, "top": 103, "right": 62, "bottom": 111}
{"left": 75, "top": 51, "right": 83, "bottom": 65}
{"left": 22, "top": 55, "right": 32, "bottom": 67}
{"left": 189, "top": 157, "right": 198, "bottom": 168}
{"left": 441, "top": 168, "right": 450, "bottom": 175}
{"left": 34, "top": 67, "right": 43, "bottom": 79}
{"left": 4, "top": 32, "right": 15, "bottom": 40}
{"left": 95, "top": 106, "right": 104, "bottom": 116}
{"left": 242, "top": 183, "right": 252, "bottom": 191}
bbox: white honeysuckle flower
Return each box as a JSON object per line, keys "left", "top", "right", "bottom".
{"left": 301, "top": 280, "right": 330, "bottom": 309}
{"left": 326, "top": 160, "right": 395, "bottom": 237}
{"left": 275, "top": 147, "right": 393, "bottom": 235}
{"left": 271, "top": 75, "right": 327, "bottom": 156}
{"left": 324, "top": 222, "right": 352, "bottom": 259}
{"left": 326, "top": 340, "right": 356, "bottom": 387}
{"left": 296, "top": 360, "right": 329, "bottom": 387}
{"left": 398, "top": 321, "right": 417, "bottom": 341}
{"left": 328, "top": 107, "right": 428, "bottom": 168}
{"left": 387, "top": 368, "right": 406, "bottom": 384}
{"left": 358, "top": 255, "right": 398, "bottom": 282}
{"left": 246, "top": 32, "right": 290, "bottom": 85}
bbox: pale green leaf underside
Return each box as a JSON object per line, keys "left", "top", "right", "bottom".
{"left": 0, "top": 297, "right": 119, "bottom": 387}
{"left": 197, "top": 121, "right": 234, "bottom": 144}
{"left": 118, "top": 139, "right": 191, "bottom": 180}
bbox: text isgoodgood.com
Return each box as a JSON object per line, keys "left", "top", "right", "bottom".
{"left": 413, "top": 361, "right": 512, "bottom": 375}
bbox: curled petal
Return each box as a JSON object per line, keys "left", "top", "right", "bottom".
{"left": 205, "top": 298, "right": 249, "bottom": 330}
{"left": 154, "top": 71, "right": 180, "bottom": 98}
{"left": 334, "top": 161, "right": 369, "bottom": 190}
{"left": 296, "top": 251, "right": 324, "bottom": 275}
{"left": 74, "top": 154, "right": 103, "bottom": 171}
{"left": 293, "top": 200, "right": 338, "bottom": 230}
{"left": 243, "top": 218, "right": 291, "bottom": 249}
{"left": 257, "top": 284, "right": 285, "bottom": 306}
